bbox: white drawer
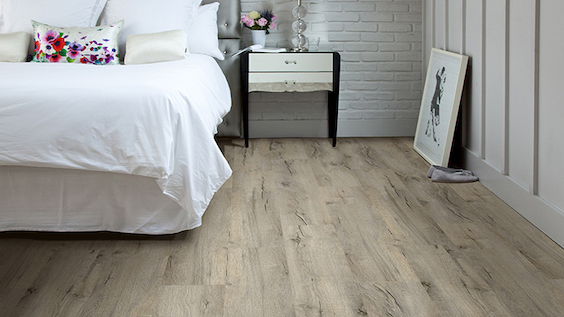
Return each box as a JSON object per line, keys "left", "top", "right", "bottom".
{"left": 249, "top": 72, "right": 333, "bottom": 84}
{"left": 249, "top": 53, "right": 333, "bottom": 72}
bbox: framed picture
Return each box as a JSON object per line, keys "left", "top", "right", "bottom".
{"left": 414, "top": 48, "right": 469, "bottom": 166}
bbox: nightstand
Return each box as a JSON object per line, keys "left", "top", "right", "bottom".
{"left": 241, "top": 51, "right": 341, "bottom": 147}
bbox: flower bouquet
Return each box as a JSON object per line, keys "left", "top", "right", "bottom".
{"left": 241, "top": 10, "right": 276, "bottom": 34}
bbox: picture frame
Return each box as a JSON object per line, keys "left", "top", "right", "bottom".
{"left": 413, "top": 48, "right": 469, "bottom": 167}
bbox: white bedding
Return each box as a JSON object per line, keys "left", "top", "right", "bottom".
{"left": 0, "top": 54, "right": 232, "bottom": 231}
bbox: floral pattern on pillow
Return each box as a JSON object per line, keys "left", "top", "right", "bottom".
{"left": 31, "top": 20, "right": 123, "bottom": 65}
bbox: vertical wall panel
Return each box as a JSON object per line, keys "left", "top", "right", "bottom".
{"left": 447, "top": 0, "right": 464, "bottom": 53}
{"left": 508, "top": 1, "right": 536, "bottom": 191}
{"left": 435, "top": 0, "right": 447, "bottom": 50}
{"left": 538, "top": 0, "right": 564, "bottom": 212}
{"left": 462, "top": 1, "right": 483, "bottom": 154}
{"left": 483, "top": 0, "right": 507, "bottom": 172}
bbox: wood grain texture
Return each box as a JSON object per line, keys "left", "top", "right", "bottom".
{"left": 1, "top": 138, "right": 564, "bottom": 316}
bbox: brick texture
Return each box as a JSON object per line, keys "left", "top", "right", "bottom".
{"left": 241, "top": 0, "right": 423, "bottom": 136}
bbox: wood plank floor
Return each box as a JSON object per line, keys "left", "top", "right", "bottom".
{"left": 1, "top": 138, "right": 564, "bottom": 316}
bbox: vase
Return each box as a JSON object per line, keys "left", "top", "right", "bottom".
{"left": 251, "top": 29, "right": 266, "bottom": 48}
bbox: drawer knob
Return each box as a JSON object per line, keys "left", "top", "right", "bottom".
{"left": 284, "top": 80, "right": 297, "bottom": 85}
{"left": 285, "top": 60, "right": 297, "bottom": 65}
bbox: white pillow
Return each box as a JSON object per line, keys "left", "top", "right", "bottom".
{"left": 0, "top": 31, "right": 30, "bottom": 62}
{"left": 0, "top": 0, "right": 107, "bottom": 34}
{"left": 125, "top": 29, "right": 187, "bottom": 65}
{"left": 0, "top": 1, "right": 4, "bottom": 33}
{"left": 188, "top": 2, "right": 224, "bottom": 60}
{"left": 99, "top": 0, "right": 202, "bottom": 57}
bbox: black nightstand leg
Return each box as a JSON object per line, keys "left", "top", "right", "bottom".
{"left": 241, "top": 52, "right": 249, "bottom": 147}
{"left": 328, "top": 91, "right": 334, "bottom": 138}
{"left": 330, "top": 52, "right": 341, "bottom": 147}
{"left": 329, "top": 91, "right": 338, "bottom": 147}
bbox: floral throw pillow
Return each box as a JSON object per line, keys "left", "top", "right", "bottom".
{"left": 31, "top": 20, "right": 123, "bottom": 65}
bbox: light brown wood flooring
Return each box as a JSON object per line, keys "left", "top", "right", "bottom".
{"left": 1, "top": 138, "right": 564, "bottom": 316}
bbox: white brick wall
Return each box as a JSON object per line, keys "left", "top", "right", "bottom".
{"left": 241, "top": 0, "right": 422, "bottom": 138}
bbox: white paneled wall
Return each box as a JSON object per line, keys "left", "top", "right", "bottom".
{"left": 483, "top": 0, "right": 506, "bottom": 172}
{"left": 508, "top": 1, "right": 536, "bottom": 190}
{"left": 424, "top": 0, "right": 564, "bottom": 247}
{"left": 241, "top": 0, "right": 423, "bottom": 137}
{"left": 462, "top": 1, "right": 482, "bottom": 155}
{"left": 538, "top": 0, "right": 564, "bottom": 228}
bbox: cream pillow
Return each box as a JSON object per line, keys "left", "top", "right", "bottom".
{"left": 125, "top": 29, "right": 187, "bottom": 65}
{"left": 0, "top": 32, "right": 30, "bottom": 62}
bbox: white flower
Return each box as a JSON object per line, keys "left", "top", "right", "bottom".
{"left": 248, "top": 11, "right": 261, "bottom": 19}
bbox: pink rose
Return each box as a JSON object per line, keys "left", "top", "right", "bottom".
{"left": 257, "top": 17, "right": 268, "bottom": 27}
{"left": 241, "top": 15, "right": 255, "bottom": 27}
{"left": 269, "top": 22, "right": 276, "bottom": 29}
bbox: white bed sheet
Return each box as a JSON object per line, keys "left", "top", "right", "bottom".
{"left": 0, "top": 55, "right": 232, "bottom": 232}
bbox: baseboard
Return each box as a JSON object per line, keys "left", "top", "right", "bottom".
{"left": 248, "top": 119, "right": 418, "bottom": 138}
{"left": 463, "top": 148, "right": 564, "bottom": 248}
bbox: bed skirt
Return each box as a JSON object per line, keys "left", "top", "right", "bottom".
{"left": 0, "top": 166, "right": 193, "bottom": 235}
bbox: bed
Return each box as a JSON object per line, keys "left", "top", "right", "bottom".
{"left": 0, "top": 0, "right": 242, "bottom": 234}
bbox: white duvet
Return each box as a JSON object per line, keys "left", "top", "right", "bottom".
{"left": 0, "top": 55, "right": 232, "bottom": 230}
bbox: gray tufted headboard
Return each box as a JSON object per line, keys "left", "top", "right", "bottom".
{"left": 201, "top": 0, "right": 242, "bottom": 137}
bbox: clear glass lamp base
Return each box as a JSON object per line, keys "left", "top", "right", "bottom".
{"left": 290, "top": 47, "right": 309, "bottom": 52}
{"left": 291, "top": 32, "right": 308, "bottom": 52}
